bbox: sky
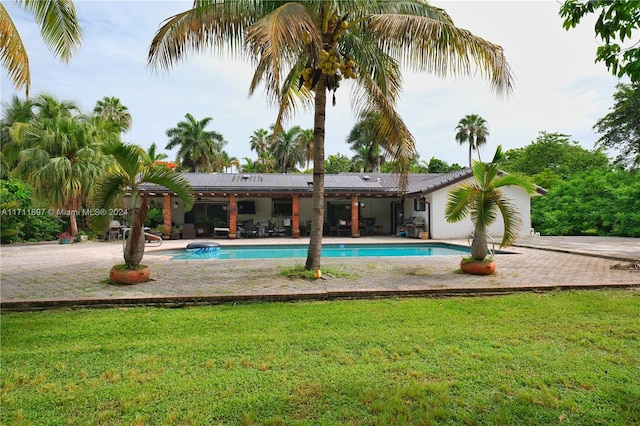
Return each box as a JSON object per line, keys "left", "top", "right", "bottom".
{"left": 0, "top": 0, "right": 622, "bottom": 168}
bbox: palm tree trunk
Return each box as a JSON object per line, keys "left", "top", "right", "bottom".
{"left": 124, "top": 195, "right": 148, "bottom": 268}
{"left": 305, "top": 77, "right": 327, "bottom": 271}
{"left": 471, "top": 226, "right": 488, "bottom": 261}
{"left": 468, "top": 144, "right": 473, "bottom": 168}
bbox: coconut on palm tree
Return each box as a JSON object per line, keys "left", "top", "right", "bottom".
{"left": 148, "top": 1, "right": 513, "bottom": 270}
{"left": 444, "top": 145, "right": 535, "bottom": 264}
{"left": 90, "top": 141, "right": 194, "bottom": 281}
{"left": 455, "top": 114, "right": 489, "bottom": 167}
{"left": 1, "top": 0, "right": 83, "bottom": 96}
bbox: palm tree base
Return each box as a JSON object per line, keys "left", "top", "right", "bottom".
{"left": 460, "top": 260, "right": 496, "bottom": 275}
{"left": 109, "top": 264, "right": 150, "bottom": 285}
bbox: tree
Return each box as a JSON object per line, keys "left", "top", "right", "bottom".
{"left": 455, "top": 114, "right": 489, "bottom": 167}
{"left": 6, "top": 94, "right": 106, "bottom": 236}
{"left": 594, "top": 82, "right": 640, "bottom": 169}
{"left": 165, "top": 113, "right": 226, "bottom": 172}
{"left": 347, "top": 110, "right": 386, "bottom": 172}
{"left": 1, "top": 95, "right": 35, "bottom": 177}
{"left": 249, "top": 128, "right": 271, "bottom": 157}
{"left": 531, "top": 167, "right": 640, "bottom": 237}
{"left": 0, "top": 177, "right": 65, "bottom": 243}
{"left": 148, "top": 1, "right": 513, "bottom": 270}
{"left": 325, "top": 153, "right": 354, "bottom": 174}
{"left": 423, "top": 157, "right": 463, "bottom": 173}
{"left": 270, "top": 125, "right": 306, "bottom": 173}
{"left": 93, "top": 96, "right": 132, "bottom": 136}
{"left": 0, "top": 0, "right": 83, "bottom": 96}
{"left": 299, "top": 128, "right": 315, "bottom": 170}
{"left": 214, "top": 150, "right": 240, "bottom": 173}
{"left": 445, "top": 146, "right": 535, "bottom": 261}
{"left": 560, "top": 0, "right": 640, "bottom": 82}
{"left": 144, "top": 142, "right": 168, "bottom": 164}
{"left": 501, "top": 131, "right": 610, "bottom": 189}
{"left": 90, "top": 141, "right": 194, "bottom": 268}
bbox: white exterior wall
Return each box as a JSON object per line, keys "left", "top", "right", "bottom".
{"left": 428, "top": 180, "right": 533, "bottom": 240}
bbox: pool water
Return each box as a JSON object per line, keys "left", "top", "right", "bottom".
{"left": 154, "top": 243, "right": 472, "bottom": 260}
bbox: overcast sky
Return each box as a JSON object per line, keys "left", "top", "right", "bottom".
{"left": 1, "top": 0, "right": 621, "bottom": 168}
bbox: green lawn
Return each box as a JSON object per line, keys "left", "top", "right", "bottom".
{"left": 1, "top": 290, "right": 639, "bottom": 425}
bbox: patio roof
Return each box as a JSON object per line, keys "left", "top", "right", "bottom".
{"left": 139, "top": 169, "right": 544, "bottom": 197}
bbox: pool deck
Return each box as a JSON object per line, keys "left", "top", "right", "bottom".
{"left": 1, "top": 236, "right": 638, "bottom": 311}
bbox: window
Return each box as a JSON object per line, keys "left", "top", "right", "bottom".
{"left": 272, "top": 198, "right": 292, "bottom": 216}
{"left": 237, "top": 200, "right": 256, "bottom": 214}
{"left": 414, "top": 197, "right": 426, "bottom": 212}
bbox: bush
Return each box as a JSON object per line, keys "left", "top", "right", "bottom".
{"left": 0, "top": 178, "right": 66, "bottom": 243}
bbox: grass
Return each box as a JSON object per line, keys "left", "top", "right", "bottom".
{"left": 1, "top": 290, "right": 639, "bottom": 425}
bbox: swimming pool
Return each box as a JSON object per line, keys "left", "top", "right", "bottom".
{"left": 151, "top": 243, "right": 473, "bottom": 260}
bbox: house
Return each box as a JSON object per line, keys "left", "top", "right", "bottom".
{"left": 138, "top": 169, "right": 544, "bottom": 240}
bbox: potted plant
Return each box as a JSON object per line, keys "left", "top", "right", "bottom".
{"left": 90, "top": 141, "right": 194, "bottom": 284}
{"left": 444, "top": 145, "right": 535, "bottom": 275}
{"left": 57, "top": 231, "right": 72, "bottom": 244}
{"left": 171, "top": 226, "right": 180, "bottom": 240}
{"left": 75, "top": 230, "right": 89, "bottom": 242}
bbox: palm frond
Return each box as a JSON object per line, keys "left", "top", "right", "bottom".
{"left": 103, "top": 141, "right": 143, "bottom": 180}
{"left": 444, "top": 184, "right": 473, "bottom": 223}
{"left": 18, "top": 0, "right": 83, "bottom": 62}
{"left": 367, "top": 12, "right": 513, "bottom": 97}
{"left": 148, "top": 1, "right": 280, "bottom": 73}
{"left": 495, "top": 194, "right": 522, "bottom": 247}
{"left": 245, "top": 2, "right": 317, "bottom": 102}
{"left": 493, "top": 173, "right": 536, "bottom": 193}
{"left": 140, "top": 166, "right": 195, "bottom": 211}
{"left": 0, "top": 4, "right": 30, "bottom": 95}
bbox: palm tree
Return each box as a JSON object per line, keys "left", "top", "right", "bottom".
{"left": 215, "top": 150, "right": 240, "bottom": 173}
{"left": 1, "top": 0, "right": 83, "bottom": 96}
{"left": 270, "top": 125, "right": 306, "bottom": 173}
{"left": 90, "top": 141, "right": 194, "bottom": 268}
{"left": 455, "top": 114, "right": 489, "bottom": 167}
{"left": 165, "top": 113, "right": 226, "bottom": 172}
{"left": 249, "top": 128, "right": 271, "bottom": 157}
{"left": 144, "top": 142, "right": 169, "bottom": 164}
{"left": 148, "top": 1, "right": 513, "bottom": 270}
{"left": 1, "top": 95, "right": 35, "bottom": 176}
{"left": 93, "top": 96, "right": 132, "bottom": 135}
{"left": 444, "top": 146, "right": 535, "bottom": 261}
{"left": 7, "top": 94, "right": 106, "bottom": 236}
{"left": 298, "top": 128, "right": 315, "bottom": 170}
{"left": 347, "top": 110, "right": 387, "bottom": 172}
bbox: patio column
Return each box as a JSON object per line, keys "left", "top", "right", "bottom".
{"left": 228, "top": 194, "right": 237, "bottom": 239}
{"left": 292, "top": 194, "right": 300, "bottom": 238}
{"left": 351, "top": 195, "right": 360, "bottom": 237}
{"left": 163, "top": 194, "right": 172, "bottom": 235}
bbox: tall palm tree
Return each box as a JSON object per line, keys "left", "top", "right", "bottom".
{"left": 249, "top": 128, "right": 271, "bottom": 157}
{"left": 455, "top": 114, "right": 489, "bottom": 167}
{"left": 93, "top": 96, "right": 132, "bottom": 136}
{"left": 444, "top": 146, "right": 534, "bottom": 261}
{"left": 270, "top": 125, "right": 306, "bottom": 173}
{"left": 165, "top": 113, "right": 226, "bottom": 172}
{"left": 148, "top": 1, "right": 513, "bottom": 270}
{"left": 347, "top": 110, "right": 386, "bottom": 172}
{"left": 1, "top": 0, "right": 83, "bottom": 96}
{"left": 7, "top": 94, "right": 106, "bottom": 236}
{"left": 298, "top": 128, "right": 315, "bottom": 170}
{"left": 90, "top": 141, "right": 194, "bottom": 268}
